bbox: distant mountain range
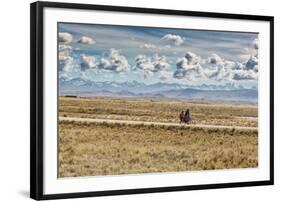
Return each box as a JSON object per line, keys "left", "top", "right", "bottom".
{"left": 59, "top": 77, "right": 258, "bottom": 102}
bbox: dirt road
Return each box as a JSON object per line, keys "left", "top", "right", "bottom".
{"left": 59, "top": 116, "right": 258, "bottom": 131}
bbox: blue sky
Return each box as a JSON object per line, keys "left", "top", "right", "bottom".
{"left": 58, "top": 22, "right": 259, "bottom": 88}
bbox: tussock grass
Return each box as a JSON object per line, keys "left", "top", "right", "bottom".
{"left": 59, "top": 121, "right": 258, "bottom": 177}
{"left": 59, "top": 97, "right": 258, "bottom": 127}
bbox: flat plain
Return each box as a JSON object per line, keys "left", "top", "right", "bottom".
{"left": 58, "top": 96, "right": 258, "bottom": 177}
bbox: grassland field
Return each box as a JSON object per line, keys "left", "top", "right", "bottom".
{"left": 59, "top": 96, "right": 258, "bottom": 177}
{"left": 59, "top": 96, "right": 258, "bottom": 127}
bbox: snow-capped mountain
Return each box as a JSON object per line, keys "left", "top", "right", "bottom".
{"left": 58, "top": 77, "right": 257, "bottom": 102}
{"left": 59, "top": 77, "right": 246, "bottom": 91}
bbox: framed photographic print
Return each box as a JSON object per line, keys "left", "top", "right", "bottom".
{"left": 30, "top": 1, "right": 274, "bottom": 200}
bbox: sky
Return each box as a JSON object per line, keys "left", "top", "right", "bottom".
{"left": 58, "top": 22, "right": 259, "bottom": 88}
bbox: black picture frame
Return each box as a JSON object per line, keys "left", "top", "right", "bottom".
{"left": 30, "top": 1, "right": 274, "bottom": 200}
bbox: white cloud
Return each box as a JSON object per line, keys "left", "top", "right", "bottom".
{"left": 239, "top": 38, "right": 259, "bottom": 61}
{"left": 58, "top": 44, "right": 75, "bottom": 72}
{"left": 135, "top": 54, "right": 170, "bottom": 75}
{"left": 80, "top": 54, "right": 97, "bottom": 71}
{"left": 97, "top": 48, "right": 129, "bottom": 72}
{"left": 161, "top": 34, "right": 184, "bottom": 46}
{"left": 135, "top": 55, "right": 154, "bottom": 72}
{"left": 207, "top": 53, "right": 224, "bottom": 65}
{"left": 60, "top": 48, "right": 129, "bottom": 73}
{"left": 77, "top": 36, "right": 96, "bottom": 45}
{"left": 158, "top": 70, "right": 173, "bottom": 80}
{"left": 173, "top": 52, "right": 258, "bottom": 82}
{"left": 59, "top": 44, "right": 72, "bottom": 51}
{"left": 205, "top": 53, "right": 258, "bottom": 81}
{"left": 59, "top": 56, "right": 75, "bottom": 72}
{"left": 174, "top": 60, "right": 205, "bottom": 80}
{"left": 232, "top": 69, "right": 257, "bottom": 80}
{"left": 244, "top": 55, "right": 258, "bottom": 71}
{"left": 58, "top": 44, "right": 72, "bottom": 62}
{"left": 173, "top": 52, "right": 205, "bottom": 80}
{"left": 140, "top": 43, "right": 156, "bottom": 49}
{"left": 59, "top": 32, "right": 72, "bottom": 44}
{"left": 205, "top": 66, "right": 233, "bottom": 81}
{"left": 59, "top": 54, "right": 73, "bottom": 64}
{"left": 157, "top": 45, "right": 171, "bottom": 51}
{"left": 205, "top": 54, "right": 236, "bottom": 81}
{"left": 185, "top": 52, "right": 201, "bottom": 65}
{"left": 240, "top": 38, "right": 259, "bottom": 73}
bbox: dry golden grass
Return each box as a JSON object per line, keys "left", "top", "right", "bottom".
{"left": 59, "top": 121, "right": 258, "bottom": 177}
{"left": 59, "top": 97, "right": 258, "bottom": 127}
